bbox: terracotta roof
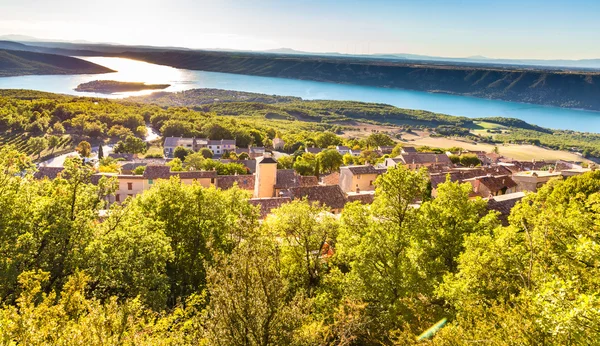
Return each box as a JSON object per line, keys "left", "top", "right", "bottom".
{"left": 429, "top": 166, "right": 514, "bottom": 189}
{"left": 486, "top": 192, "right": 525, "bottom": 225}
{"left": 143, "top": 165, "right": 172, "bottom": 179}
{"left": 300, "top": 176, "right": 319, "bottom": 187}
{"left": 343, "top": 165, "right": 384, "bottom": 175}
{"left": 287, "top": 185, "right": 348, "bottom": 209}
{"left": 273, "top": 169, "right": 318, "bottom": 189}
{"left": 320, "top": 171, "right": 340, "bottom": 185}
{"left": 174, "top": 171, "right": 218, "bottom": 179}
{"left": 216, "top": 174, "right": 255, "bottom": 190}
{"left": 347, "top": 192, "right": 375, "bottom": 204}
{"left": 399, "top": 152, "right": 452, "bottom": 165}
{"left": 378, "top": 146, "right": 394, "bottom": 154}
{"left": 469, "top": 175, "right": 518, "bottom": 194}
{"left": 249, "top": 197, "right": 291, "bottom": 219}
{"left": 34, "top": 166, "right": 64, "bottom": 180}
{"left": 274, "top": 169, "right": 298, "bottom": 189}
{"left": 501, "top": 160, "right": 555, "bottom": 173}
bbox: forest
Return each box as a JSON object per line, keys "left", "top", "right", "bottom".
{"left": 2, "top": 89, "right": 600, "bottom": 161}
{"left": 0, "top": 146, "right": 599, "bottom": 344}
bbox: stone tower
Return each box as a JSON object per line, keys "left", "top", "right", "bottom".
{"left": 254, "top": 154, "right": 278, "bottom": 198}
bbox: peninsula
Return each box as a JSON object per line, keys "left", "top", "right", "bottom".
{"left": 74, "top": 80, "right": 171, "bottom": 94}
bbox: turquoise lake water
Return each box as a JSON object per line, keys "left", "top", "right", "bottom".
{"left": 1, "top": 56, "right": 599, "bottom": 133}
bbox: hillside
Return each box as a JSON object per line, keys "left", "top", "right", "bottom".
{"left": 2, "top": 41, "right": 600, "bottom": 110}
{"left": 117, "top": 50, "right": 600, "bottom": 111}
{"left": 0, "top": 49, "right": 114, "bottom": 77}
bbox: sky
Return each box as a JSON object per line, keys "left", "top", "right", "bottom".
{"left": 1, "top": 0, "right": 599, "bottom": 59}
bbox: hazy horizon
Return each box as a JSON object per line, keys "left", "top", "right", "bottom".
{"left": 1, "top": 0, "right": 599, "bottom": 60}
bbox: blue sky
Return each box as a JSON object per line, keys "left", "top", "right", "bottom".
{"left": 1, "top": 0, "right": 599, "bottom": 59}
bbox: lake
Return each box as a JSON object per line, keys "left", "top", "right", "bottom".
{"left": 1, "top": 56, "right": 599, "bottom": 133}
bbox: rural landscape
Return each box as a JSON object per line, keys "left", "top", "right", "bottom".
{"left": 1, "top": 0, "right": 600, "bottom": 345}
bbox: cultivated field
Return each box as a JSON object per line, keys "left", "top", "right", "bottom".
{"left": 406, "top": 136, "right": 587, "bottom": 162}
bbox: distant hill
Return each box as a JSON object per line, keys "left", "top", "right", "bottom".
{"left": 117, "top": 49, "right": 600, "bottom": 111}
{"left": 0, "top": 49, "right": 114, "bottom": 77}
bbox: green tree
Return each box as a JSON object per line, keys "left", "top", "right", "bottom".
{"left": 264, "top": 200, "right": 338, "bottom": 295}
{"left": 84, "top": 202, "right": 173, "bottom": 309}
{"left": 293, "top": 153, "right": 317, "bottom": 176}
{"left": 97, "top": 144, "right": 104, "bottom": 159}
{"left": 133, "top": 165, "right": 146, "bottom": 175}
{"left": 277, "top": 155, "right": 294, "bottom": 169}
{"left": 173, "top": 146, "right": 191, "bottom": 161}
{"left": 365, "top": 133, "right": 394, "bottom": 148}
{"left": 238, "top": 152, "right": 250, "bottom": 160}
{"left": 438, "top": 171, "right": 600, "bottom": 344}
{"left": 135, "top": 179, "right": 258, "bottom": 304}
{"left": 47, "top": 135, "right": 60, "bottom": 154}
{"left": 114, "top": 136, "right": 147, "bottom": 155}
{"left": 200, "top": 148, "right": 214, "bottom": 159}
{"left": 342, "top": 153, "right": 354, "bottom": 166}
{"left": 0, "top": 155, "right": 115, "bottom": 303}
{"left": 27, "top": 137, "right": 48, "bottom": 159}
{"left": 316, "top": 149, "right": 343, "bottom": 174}
{"left": 75, "top": 140, "right": 92, "bottom": 158}
{"left": 205, "top": 237, "right": 304, "bottom": 345}
{"left": 315, "top": 131, "right": 342, "bottom": 148}
{"left": 167, "top": 158, "right": 184, "bottom": 172}
{"left": 107, "top": 125, "right": 134, "bottom": 139}
{"left": 336, "top": 165, "right": 436, "bottom": 339}
{"left": 458, "top": 154, "right": 481, "bottom": 166}
{"left": 52, "top": 121, "right": 65, "bottom": 135}
{"left": 98, "top": 157, "right": 120, "bottom": 173}
{"left": 184, "top": 152, "right": 206, "bottom": 170}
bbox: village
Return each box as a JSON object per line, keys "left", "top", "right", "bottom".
{"left": 34, "top": 135, "right": 593, "bottom": 221}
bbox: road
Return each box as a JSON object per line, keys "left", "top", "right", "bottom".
{"left": 39, "top": 145, "right": 114, "bottom": 167}
{"left": 38, "top": 124, "right": 159, "bottom": 167}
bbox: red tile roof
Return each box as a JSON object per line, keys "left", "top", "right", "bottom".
{"left": 34, "top": 167, "right": 64, "bottom": 180}
{"left": 249, "top": 197, "right": 292, "bottom": 218}
{"left": 287, "top": 185, "right": 348, "bottom": 210}
{"left": 216, "top": 175, "right": 255, "bottom": 190}
{"left": 143, "top": 165, "right": 172, "bottom": 179}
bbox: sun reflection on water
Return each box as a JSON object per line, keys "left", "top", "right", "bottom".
{"left": 77, "top": 56, "right": 189, "bottom": 96}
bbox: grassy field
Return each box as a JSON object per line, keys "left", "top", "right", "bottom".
{"left": 405, "top": 135, "right": 587, "bottom": 162}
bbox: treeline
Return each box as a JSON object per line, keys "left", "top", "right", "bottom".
{"left": 497, "top": 128, "right": 600, "bottom": 158}
{"left": 131, "top": 89, "right": 473, "bottom": 127}
{"left": 1, "top": 147, "right": 599, "bottom": 344}
{"left": 128, "top": 88, "right": 301, "bottom": 106}
{"left": 473, "top": 116, "right": 552, "bottom": 133}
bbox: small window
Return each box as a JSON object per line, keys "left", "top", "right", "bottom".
{"left": 148, "top": 179, "right": 153, "bottom": 185}
{"left": 127, "top": 182, "right": 133, "bottom": 190}
{"left": 128, "top": 194, "right": 133, "bottom": 197}
{"left": 211, "top": 178, "right": 215, "bottom": 184}
{"left": 356, "top": 175, "right": 361, "bottom": 180}
{"left": 369, "top": 180, "right": 373, "bottom": 185}
{"left": 115, "top": 194, "right": 120, "bottom": 202}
